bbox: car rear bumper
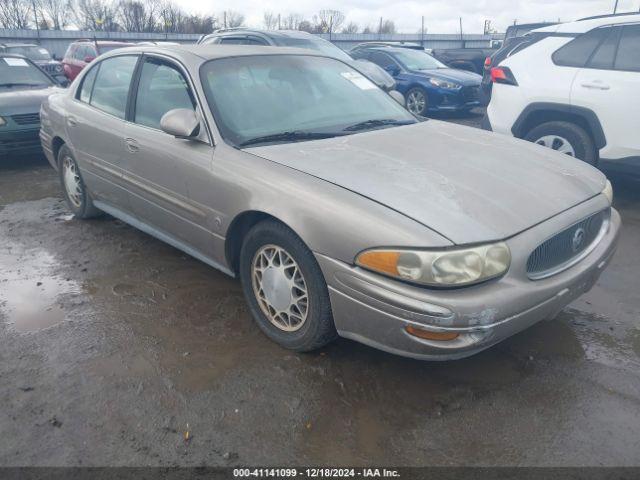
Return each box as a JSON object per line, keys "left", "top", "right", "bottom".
{"left": 316, "top": 204, "right": 621, "bottom": 361}
{"left": 0, "top": 127, "right": 42, "bottom": 158}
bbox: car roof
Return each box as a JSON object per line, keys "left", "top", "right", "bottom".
{"left": 533, "top": 12, "right": 640, "bottom": 34}
{"left": 1, "top": 43, "right": 39, "bottom": 48}
{"left": 206, "top": 28, "right": 316, "bottom": 40}
{"left": 100, "top": 44, "right": 333, "bottom": 63}
{"left": 72, "top": 40, "right": 132, "bottom": 46}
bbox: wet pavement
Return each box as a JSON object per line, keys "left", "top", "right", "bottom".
{"left": 1, "top": 128, "right": 640, "bottom": 467}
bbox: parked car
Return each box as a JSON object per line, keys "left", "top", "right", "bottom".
{"left": 0, "top": 53, "right": 61, "bottom": 159}
{"left": 481, "top": 23, "right": 558, "bottom": 105}
{"left": 351, "top": 45, "right": 482, "bottom": 116}
{"left": 431, "top": 47, "right": 498, "bottom": 74}
{"left": 351, "top": 41, "right": 426, "bottom": 52}
{"left": 198, "top": 28, "right": 396, "bottom": 91}
{"left": 40, "top": 45, "right": 619, "bottom": 360}
{"left": 0, "top": 43, "right": 67, "bottom": 85}
{"left": 486, "top": 13, "right": 640, "bottom": 172}
{"left": 62, "top": 40, "right": 131, "bottom": 82}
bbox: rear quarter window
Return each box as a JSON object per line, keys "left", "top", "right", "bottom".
{"left": 552, "top": 28, "right": 609, "bottom": 68}
{"left": 615, "top": 25, "right": 640, "bottom": 72}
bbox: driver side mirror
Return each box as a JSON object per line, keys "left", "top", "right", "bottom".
{"left": 384, "top": 64, "right": 400, "bottom": 76}
{"left": 160, "top": 109, "right": 201, "bottom": 139}
{"left": 388, "top": 90, "right": 405, "bottom": 107}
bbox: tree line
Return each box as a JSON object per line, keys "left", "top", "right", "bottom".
{"left": 0, "top": 0, "right": 396, "bottom": 35}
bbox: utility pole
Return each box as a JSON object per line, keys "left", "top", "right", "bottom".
{"left": 223, "top": 11, "right": 227, "bottom": 29}
{"left": 32, "top": 0, "right": 40, "bottom": 43}
{"left": 278, "top": 13, "right": 281, "bottom": 30}
{"left": 459, "top": 17, "right": 464, "bottom": 48}
{"left": 421, "top": 16, "right": 425, "bottom": 47}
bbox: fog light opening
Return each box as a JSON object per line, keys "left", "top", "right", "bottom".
{"left": 405, "top": 325, "right": 459, "bottom": 341}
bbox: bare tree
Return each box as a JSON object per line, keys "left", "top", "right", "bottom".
{"left": 362, "top": 25, "right": 373, "bottom": 34}
{"left": 341, "top": 21, "right": 358, "bottom": 34}
{"left": 314, "top": 9, "right": 344, "bottom": 34}
{"left": 281, "top": 13, "right": 303, "bottom": 30}
{"left": 71, "top": 0, "right": 119, "bottom": 30}
{"left": 0, "top": 0, "right": 32, "bottom": 29}
{"left": 35, "top": 0, "right": 70, "bottom": 30}
{"left": 378, "top": 19, "right": 396, "bottom": 34}
{"left": 297, "top": 19, "right": 313, "bottom": 33}
{"left": 263, "top": 11, "right": 277, "bottom": 30}
{"left": 220, "top": 9, "right": 244, "bottom": 28}
{"left": 116, "top": 0, "right": 162, "bottom": 32}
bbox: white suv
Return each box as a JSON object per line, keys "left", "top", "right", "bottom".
{"left": 486, "top": 13, "right": 640, "bottom": 172}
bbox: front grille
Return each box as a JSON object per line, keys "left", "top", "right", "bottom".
{"left": 526, "top": 209, "right": 609, "bottom": 279}
{"left": 11, "top": 113, "right": 40, "bottom": 125}
{"left": 462, "top": 86, "right": 479, "bottom": 102}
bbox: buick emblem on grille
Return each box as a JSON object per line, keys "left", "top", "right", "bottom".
{"left": 572, "top": 227, "right": 586, "bottom": 252}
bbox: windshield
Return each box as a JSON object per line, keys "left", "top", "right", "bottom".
{"left": 392, "top": 49, "right": 448, "bottom": 70}
{"left": 6, "top": 46, "right": 51, "bottom": 61}
{"left": 0, "top": 57, "right": 53, "bottom": 87}
{"left": 200, "top": 55, "right": 415, "bottom": 147}
{"left": 276, "top": 36, "right": 353, "bottom": 62}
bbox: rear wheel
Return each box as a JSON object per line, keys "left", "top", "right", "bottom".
{"left": 57, "top": 145, "right": 101, "bottom": 218}
{"left": 524, "top": 121, "right": 596, "bottom": 164}
{"left": 406, "top": 87, "right": 429, "bottom": 116}
{"left": 239, "top": 220, "right": 337, "bottom": 352}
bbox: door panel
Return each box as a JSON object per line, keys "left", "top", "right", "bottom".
{"left": 572, "top": 25, "right": 640, "bottom": 160}
{"left": 66, "top": 55, "right": 139, "bottom": 211}
{"left": 124, "top": 57, "right": 220, "bottom": 258}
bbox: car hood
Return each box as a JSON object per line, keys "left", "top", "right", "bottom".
{"left": 245, "top": 121, "right": 606, "bottom": 245}
{"left": 415, "top": 68, "right": 481, "bottom": 86}
{"left": 0, "top": 86, "right": 61, "bottom": 115}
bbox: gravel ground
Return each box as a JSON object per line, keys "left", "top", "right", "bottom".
{"left": 1, "top": 114, "right": 639, "bottom": 467}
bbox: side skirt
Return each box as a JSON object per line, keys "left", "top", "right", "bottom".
{"left": 93, "top": 200, "right": 236, "bottom": 278}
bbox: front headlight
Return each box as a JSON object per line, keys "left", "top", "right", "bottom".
{"left": 356, "top": 242, "right": 511, "bottom": 287}
{"left": 0, "top": 116, "right": 6, "bottom": 127}
{"left": 602, "top": 179, "right": 613, "bottom": 205}
{"left": 428, "top": 78, "right": 460, "bottom": 89}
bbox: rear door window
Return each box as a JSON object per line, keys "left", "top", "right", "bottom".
{"left": 89, "top": 55, "right": 138, "bottom": 119}
{"left": 133, "top": 58, "right": 195, "bottom": 129}
{"left": 614, "top": 25, "right": 640, "bottom": 72}
{"left": 553, "top": 27, "right": 610, "bottom": 68}
{"left": 587, "top": 27, "right": 620, "bottom": 70}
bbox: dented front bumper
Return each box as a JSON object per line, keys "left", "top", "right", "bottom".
{"left": 316, "top": 198, "right": 621, "bottom": 360}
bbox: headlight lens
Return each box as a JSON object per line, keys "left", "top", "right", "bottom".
{"left": 602, "top": 179, "right": 613, "bottom": 204}
{"left": 428, "top": 78, "right": 460, "bottom": 89}
{"left": 0, "top": 116, "right": 6, "bottom": 127}
{"left": 356, "top": 243, "right": 511, "bottom": 287}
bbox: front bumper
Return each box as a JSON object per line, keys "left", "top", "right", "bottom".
{"left": 0, "top": 127, "right": 42, "bottom": 158}
{"left": 429, "top": 86, "right": 481, "bottom": 112}
{"left": 317, "top": 198, "right": 621, "bottom": 360}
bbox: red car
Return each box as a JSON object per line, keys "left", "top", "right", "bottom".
{"left": 62, "top": 40, "right": 131, "bottom": 82}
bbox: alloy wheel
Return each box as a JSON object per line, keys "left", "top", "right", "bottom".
{"left": 251, "top": 244, "right": 309, "bottom": 332}
{"left": 407, "top": 90, "right": 426, "bottom": 115}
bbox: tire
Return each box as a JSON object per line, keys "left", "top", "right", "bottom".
{"left": 239, "top": 220, "right": 337, "bottom": 352}
{"left": 524, "top": 121, "right": 596, "bottom": 165}
{"left": 406, "top": 87, "right": 429, "bottom": 116}
{"left": 57, "top": 145, "right": 101, "bottom": 219}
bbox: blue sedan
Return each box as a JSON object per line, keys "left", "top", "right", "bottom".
{"left": 351, "top": 46, "right": 482, "bottom": 116}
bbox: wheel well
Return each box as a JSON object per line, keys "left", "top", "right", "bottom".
{"left": 512, "top": 104, "right": 606, "bottom": 150}
{"left": 52, "top": 137, "right": 65, "bottom": 163}
{"left": 224, "top": 211, "right": 276, "bottom": 275}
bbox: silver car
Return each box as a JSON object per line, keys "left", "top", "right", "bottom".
{"left": 40, "top": 45, "right": 620, "bottom": 360}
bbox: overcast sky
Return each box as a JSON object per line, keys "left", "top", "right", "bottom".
{"left": 180, "top": 0, "right": 638, "bottom": 33}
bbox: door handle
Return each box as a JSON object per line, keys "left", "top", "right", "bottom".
{"left": 67, "top": 117, "right": 78, "bottom": 127}
{"left": 580, "top": 81, "right": 610, "bottom": 90}
{"left": 124, "top": 137, "right": 140, "bottom": 153}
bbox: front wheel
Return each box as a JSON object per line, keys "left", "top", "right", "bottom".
{"left": 57, "top": 145, "right": 101, "bottom": 218}
{"left": 524, "top": 121, "right": 596, "bottom": 164}
{"left": 239, "top": 220, "right": 337, "bottom": 352}
{"left": 406, "top": 87, "right": 429, "bottom": 116}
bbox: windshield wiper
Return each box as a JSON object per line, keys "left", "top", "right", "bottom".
{"left": 342, "top": 119, "right": 415, "bottom": 132}
{"left": 239, "top": 131, "right": 344, "bottom": 147}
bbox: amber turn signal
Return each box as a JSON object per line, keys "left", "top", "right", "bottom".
{"left": 356, "top": 250, "right": 400, "bottom": 276}
{"left": 405, "top": 325, "right": 459, "bottom": 341}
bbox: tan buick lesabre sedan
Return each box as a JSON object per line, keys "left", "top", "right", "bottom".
{"left": 40, "top": 45, "right": 620, "bottom": 360}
